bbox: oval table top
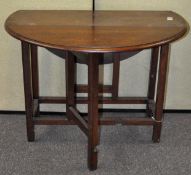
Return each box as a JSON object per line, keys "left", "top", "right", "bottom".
{"left": 5, "top": 10, "right": 188, "bottom": 53}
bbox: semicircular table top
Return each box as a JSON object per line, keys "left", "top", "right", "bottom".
{"left": 5, "top": 10, "right": 188, "bottom": 53}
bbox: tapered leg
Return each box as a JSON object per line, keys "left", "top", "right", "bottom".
{"left": 65, "top": 51, "right": 76, "bottom": 120}
{"left": 112, "top": 53, "right": 120, "bottom": 98}
{"left": 147, "top": 47, "right": 159, "bottom": 117}
{"left": 31, "top": 44, "right": 39, "bottom": 117}
{"left": 88, "top": 53, "right": 100, "bottom": 170}
{"left": 152, "top": 44, "right": 169, "bottom": 143}
{"left": 21, "top": 41, "right": 35, "bottom": 142}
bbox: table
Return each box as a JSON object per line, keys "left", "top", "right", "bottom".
{"left": 5, "top": 10, "right": 188, "bottom": 170}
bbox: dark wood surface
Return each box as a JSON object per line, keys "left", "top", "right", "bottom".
{"left": 88, "top": 53, "right": 100, "bottom": 170}
{"left": 31, "top": 44, "right": 39, "bottom": 117}
{"left": 65, "top": 51, "right": 76, "bottom": 121}
{"left": 21, "top": 42, "right": 35, "bottom": 142}
{"left": 5, "top": 10, "right": 188, "bottom": 170}
{"left": 38, "top": 96, "right": 148, "bottom": 104}
{"left": 146, "top": 47, "right": 159, "bottom": 117}
{"left": 5, "top": 10, "right": 188, "bottom": 52}
{"left": 152, "top": 44, "right": 170, "bottom": 143}
{"left": 112, "top": 53, "right": 120, "bottom": 98}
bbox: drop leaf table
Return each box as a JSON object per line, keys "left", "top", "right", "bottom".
{"left": 5, "top": 10, "right": 188, "bottom": 170}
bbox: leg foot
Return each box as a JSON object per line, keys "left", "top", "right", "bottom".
{"left": 27, "top": 131, "right": 35, "bottom": 142}
{"left": 152, "top": 123, "right": 162, "bottom": 143}
{"left": 88, "top": 148, "right": 98, "bottom": 171}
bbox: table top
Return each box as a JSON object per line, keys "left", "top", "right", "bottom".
{"left": 5, "top": 10, "right": 188, "bottom": 53}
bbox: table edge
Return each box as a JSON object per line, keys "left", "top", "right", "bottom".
{"left": 5, "top": 10, "right": 189, "bottom": 53}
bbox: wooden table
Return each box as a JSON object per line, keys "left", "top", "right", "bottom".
{"left": 5, "top": 10, "right": 188, "bottom": 170}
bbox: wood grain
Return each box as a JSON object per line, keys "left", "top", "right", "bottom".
{"left": 5, "top": 10, "right": 188, "bottom": 52}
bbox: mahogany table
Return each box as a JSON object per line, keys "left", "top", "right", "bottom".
{"left": 5, "top": 10, "right": 188, "bottom": 170}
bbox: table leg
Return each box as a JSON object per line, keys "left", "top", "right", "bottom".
{"left": 31, "top": 44, "right": 39, "bottom": 117}
{"left": 66, "top": 51, "right": 76, "bottom": 120}
{"left": 112, "top": 53, "right": 120, "bottom": 98}
{"left": 88, "top": 53, "right": 100, "bottom": 170}
{"left": 21, "top": 41, "right": 35, "bottom": 142}
{"left": 147, "top": 46, "right": 159, "bottom": 117}
{"left": 152, "top": 44, "right": 169, "bottom": 143}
